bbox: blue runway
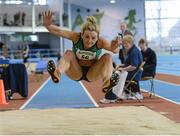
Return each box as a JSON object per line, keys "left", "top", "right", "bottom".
{"left": 140, "top": 80, "right": 180, "bottom": 104}
{"left": 21, "top": 55, "right": 180, "bottom": 109}
{"left": 157, "top": 55, "right": 180, "bottom": 76}
{"left": 22, "top": 75, "right": 97, "bottom": 109}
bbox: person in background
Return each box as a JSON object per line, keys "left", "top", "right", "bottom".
{"left": 22, "top": 43, "right": 29, "bottom": 67}
{"left": 138, "top": 38, "right": 157, "bottom": 78}
{"left": 0, "top": 42, "right": 4, "bottom": 48}
{"left": 43, "top": 11, "right": 121, "bottom": 93}
{"left": 119, "top": 22, "right": 133, "bottom": 64}
{"left": 22, "top": 12, "right": 26, "bottom": 26}
{"left": 120, "top": 22, "right": 133, "bottom": 37}
{"left": 118, "top": 44, "right": 127, "bottom": 64}
{"left": 0, "top": 45, "right": 9, "bottom": 59}
{"left": 118, "top": 35, "right": 143, "bottom": 100}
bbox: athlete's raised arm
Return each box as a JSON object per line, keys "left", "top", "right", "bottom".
{"left": 43, "top": 10, "right": 79, "bottom": 42}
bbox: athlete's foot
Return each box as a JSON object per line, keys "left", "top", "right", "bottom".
{"left": 47, "top": 60, "right": 61, "bottom": 83}
{"left": 102, "top": 72, "right": 119, "bottom": 93}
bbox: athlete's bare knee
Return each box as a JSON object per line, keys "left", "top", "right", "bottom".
{"left": 64, "top": 50, "right": 74, "bottom": 59}
{"left": 64, "top": 50, "right": 73, "bottom": 55}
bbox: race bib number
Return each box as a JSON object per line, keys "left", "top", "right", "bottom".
{"left": 76, "top": 49, "right": 96, "bottom": 60}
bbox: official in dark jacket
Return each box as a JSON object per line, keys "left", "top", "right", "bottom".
{"left": 138, "top": 38, "right": 157, "bottom": 78}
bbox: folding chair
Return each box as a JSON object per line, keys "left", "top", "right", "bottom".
{"left": 141, "top": 76, "right": 155, "bottom": 97}
{"left": 123, "top": 61, "right": 145, "bottom": 102}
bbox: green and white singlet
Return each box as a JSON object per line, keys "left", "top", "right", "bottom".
{"left": 72, "top": 37, "right": 102, "bottom": 60}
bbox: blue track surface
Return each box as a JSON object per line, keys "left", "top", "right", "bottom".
{"left": 22, "top": 55, "right": 180, "bottom": 109}
{"left": 140, "top": 80, "right": 180, "bottom": 104}
{"left": 23, "top": 75, "right": 96, "bottom": 109}
{"left": 157, "top": 55, "right": 180, "bottom": 76}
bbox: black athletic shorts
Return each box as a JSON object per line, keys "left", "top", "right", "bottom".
{"left": 75, "top": 66, "right": 90, "bottom": 82}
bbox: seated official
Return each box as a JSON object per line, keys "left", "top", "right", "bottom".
{"left": 100, "top": 35, "right": 143, "bottom": 103}
{"left": 138, "top": 38, "right": 157, "bottom": 78}
{"left": 117, "top": 35, "right": 143, "bottom": 100}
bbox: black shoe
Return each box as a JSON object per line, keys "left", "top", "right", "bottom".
{"left": 102, "top": 72, "right": 119, "bottom": 93}
{"left": 100, "top": 89, "right": 118, "bottom": 104}
{"left": 47, "top": 60, "right": 60, "bottom": 83}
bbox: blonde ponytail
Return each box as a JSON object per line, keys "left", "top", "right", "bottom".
{"left": 86, "top": 16, "right": 97, "bottom": 25}
{"left": 81, "top": 16, "right": 100, "bottom": 35}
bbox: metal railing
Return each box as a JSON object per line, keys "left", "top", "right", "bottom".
{"left": 0, "top": 48, "right": 59, "bottom": 60}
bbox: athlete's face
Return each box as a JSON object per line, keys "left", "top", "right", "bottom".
{"left": 82, "top": 30, "right": 98, "bottom": 48}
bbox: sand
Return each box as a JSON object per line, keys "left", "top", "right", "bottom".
{"left": 0, "top": 106, "right": 180, "bottom": 135}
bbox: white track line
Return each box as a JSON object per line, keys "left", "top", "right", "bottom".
{"left": 79, "top": 81, "right": 99, "bottom": 107}
{"left": 19, "top": 78, "right": 51, "bottom": 110}
{"left": 141, "top": 88, "right": 180, "bottom": 105}
{"left": 155, "top": 79, "right": 180, "bottom": 86}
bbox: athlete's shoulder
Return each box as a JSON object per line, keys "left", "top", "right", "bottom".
{"left": 97, "top": 37, "right": 107, "bottom": 48}
{"left": 72, "top": 32, "right": 81, "bottom": 44}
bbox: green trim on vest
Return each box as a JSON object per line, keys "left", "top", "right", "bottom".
{"left": 72, "top": 38, "right": 102, "bottom": 60}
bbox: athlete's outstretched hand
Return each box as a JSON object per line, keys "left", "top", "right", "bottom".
{"left": 43, "top": 10, "right": 54, "bottom": 27}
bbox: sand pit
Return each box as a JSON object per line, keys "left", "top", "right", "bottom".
{"left": 0, "top": 106, "right": 180, "bottom": 135}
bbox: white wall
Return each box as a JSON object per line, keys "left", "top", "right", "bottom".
{"left": 67, "top": 0, "right": 145, "bottom": 43}
{"left": 64, "top": 0, "right": 145, "bottom": 51}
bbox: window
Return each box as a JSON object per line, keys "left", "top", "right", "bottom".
{"left": 10, "top": 35, "right": 39, "bottom": 42}
{"left": 24, "top": 35, "right": 39, "bottom": 42}
{"left": 33, "top": 0, "right": 47, "bottom": 5}
{"left": 0, "top": 0, "right": 47, "bottom": 5}
{"left": 145, "top": 0, "right": 180, "bottom": 53}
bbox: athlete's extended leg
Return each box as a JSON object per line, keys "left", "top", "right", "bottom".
{"left": 86, "top": 53, "right": 119, "bottom": 92}
{"left": 87, "top": 54, "right": 113, "bottom": 81}
{"left": 47, "top": 50, "right": 82, "bottom": 83}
